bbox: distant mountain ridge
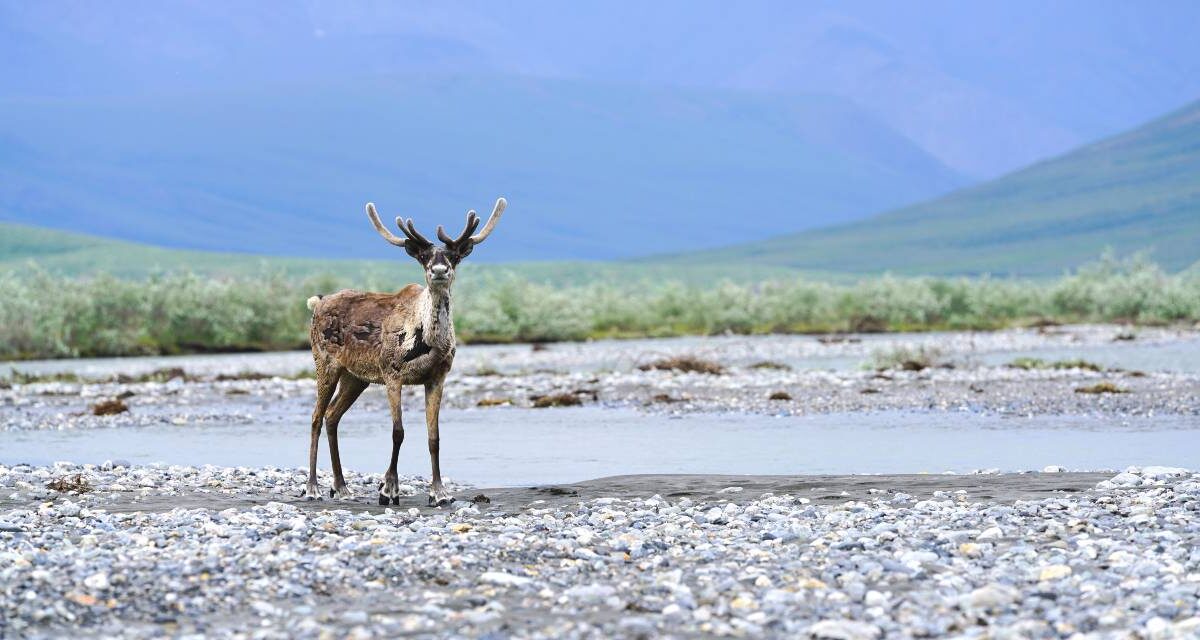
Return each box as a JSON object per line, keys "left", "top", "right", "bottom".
{"left": 656, "top": 99, "right": 1200, "bottom": 275}
{"left": 6, "top": 94, "right": 1199, "bottom": 279}
{"left": 0, "top": 75, "right": 963, "bottom": 262}
{"left": 5, "top": 1, "right": 1200, "bottom": 179}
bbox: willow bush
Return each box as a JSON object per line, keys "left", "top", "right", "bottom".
{"left": 1, "top": 256, "right": 1196, "bottom": 360}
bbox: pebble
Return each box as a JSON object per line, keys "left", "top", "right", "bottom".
{"left": 807, "top": 619, "right": 882, "bottom": 639}
{"left": 478, "top": 572, "right": 532, "bottom": 587}
{"left": 964, "top": 584, "right": 1018, "bottom": 610}
{"left": 82, "top": 572, "right": 109, "bottom": 591}
{"left": 1038, "top": 564, "right": 1072, "bottom": 581}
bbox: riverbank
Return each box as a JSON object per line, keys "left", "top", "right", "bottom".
{"left": 3, "top": 256, "right": 1197, "bottom": 359}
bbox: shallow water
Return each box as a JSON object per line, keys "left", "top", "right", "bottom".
{"left": 6, "top": 408, "right": 1197, "bottom": 486}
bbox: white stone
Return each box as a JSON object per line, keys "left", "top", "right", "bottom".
{"left": 564, "top": 584, "right": 617, "bottom": 604}
{"left": 83, "top": 572, "right": 110, "bottom": 590}
{"left": 478, "top": 572, "right": 531, "bottom": 587}
{"left": 807, "top": 619, "right": 882, "bottom": 640}
{"left": 1106, "top": 472, "right": 1142, "bottom": 487}
{"left": 1141, "top": 466, "right": 1189, "bottom": 480}
{"left": 977, "top": 526, "right": 1004, "bottom": 540}
{"left": 963, "top": 584, "right": 1018, "bottom": 610}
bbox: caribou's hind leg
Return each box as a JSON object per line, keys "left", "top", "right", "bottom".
{"left": 306, "top": 360, "right": 340, "bottom": 500}
{"left": 324, "top": 373, "right": 368, "bottom": 499}
{"left": 379, "top": 379, "right": 405, "bottom": 505}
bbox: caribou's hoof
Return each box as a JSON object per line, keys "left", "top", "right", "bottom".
{"left": 428, "top": 494, "right": 455, "bottom": 507}
{"left": 379, "top": 476, "right": 403, "bottom": 505}
{"left": 329, "top": 486, "right": 352, "bottom": 500}
{"left": 303, "top": 484, "right": 322, "bottom": 501}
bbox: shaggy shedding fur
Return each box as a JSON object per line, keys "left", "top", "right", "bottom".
{"left": 303, "top": 198, "right": 506, "bottom": 507}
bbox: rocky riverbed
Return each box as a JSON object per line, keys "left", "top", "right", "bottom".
{"left": 2, "top": 463, "right": 1199, "bottom": 638}
{"left": 2, "top": 326, "right": 1199, "bottom": 638}
{"left": 3, "top": 325, "right": 1198, "bottom": 434}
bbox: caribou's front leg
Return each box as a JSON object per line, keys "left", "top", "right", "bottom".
{"left": 425, "top": 377, "right": 454, "bottom": 507}
{"left": 379, "top": 380, "right": 405, "bottom": 505}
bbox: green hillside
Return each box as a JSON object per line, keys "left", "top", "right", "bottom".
{"left": 0, "top": 222, "right": 802, "bottom": 286}
{"left": 658, "top": 100, "right": 1200, "bottom": 276}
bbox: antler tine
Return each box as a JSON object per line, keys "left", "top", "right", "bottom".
{"left": 366, "top": 203, "right": 406, "bottom": 247}
{"left": 438, "top": 210, "right": 481, "bottom": 246}
{"left": 468, "top": 197, "right": 506, "bottom": 244}
{"left": 464, "top": 211, "right": 481, "bottom": 241}
{"left": 395, "top": 216, "right": 433, "bottom": 247}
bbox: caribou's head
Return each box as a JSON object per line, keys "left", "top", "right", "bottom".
{"left": 366, "top": 198, "right": 506, "bottom": 290}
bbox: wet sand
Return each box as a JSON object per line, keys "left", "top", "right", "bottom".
{"left": 0, "top": 471, "right": 1112, "bottom": 516}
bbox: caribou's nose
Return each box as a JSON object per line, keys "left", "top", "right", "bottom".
{"left": 431, "top": 264, "right": 449, "bottom": 277}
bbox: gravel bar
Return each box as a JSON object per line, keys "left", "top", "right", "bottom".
{"left": 3, "top": 463, "right": 1199, "bottom": 638}
{"left": 3, "top": 358, "right": 1198, "bottom": 434}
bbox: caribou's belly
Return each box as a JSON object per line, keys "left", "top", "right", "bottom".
{"left": 342, "top": 361, "right": 386, "bottom": 385}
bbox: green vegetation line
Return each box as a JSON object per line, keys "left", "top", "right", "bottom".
{"left": 1, "top": 255, "right": 1197, "bottom": 360}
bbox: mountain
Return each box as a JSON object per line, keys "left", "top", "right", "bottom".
{"left": 9, "top": 98, "right": 1200, "bottom": 280}
{"left": 0, "top": 75, "right": 963, "bottom": 262}
{"left": 4, "top": 1, "right": 1199, "bottom": 179}
{"left": 657, "top": 101, "right": 1200, "bottom": 275}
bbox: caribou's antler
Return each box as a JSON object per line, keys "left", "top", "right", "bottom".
{"left": 395, "top": 216, "right": 433, "bottom": 248}
{"left": 437, "top": 211, "right": 480, "bottom": 248}
{"left": 469, "top": 197, "right": 506, "bottom": 245}
{"left": 368, "top": 198, "right": 504, "bottom": 250}
{"left": 366, "top": 203, "right": 408, "bottom": 247}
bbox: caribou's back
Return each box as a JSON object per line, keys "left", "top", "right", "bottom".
{"left": 310, "top": 284, "right": 427, "bottom": 384}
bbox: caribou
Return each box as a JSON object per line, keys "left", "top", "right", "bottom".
{"left": 304, "top": 197, "right": 506, "bottom": 506}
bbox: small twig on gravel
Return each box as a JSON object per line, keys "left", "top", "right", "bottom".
{"left": 638, "top": 356, "right": 725, "bottom": 375}
{"left": 1075, "top": 382, "right": 1129, "bottom": 394}
{"left": 47, "top": 474, "right": 92, "bottom": 494}
{"left": 91, "top": 398, "right": 129, "bottom": 416}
